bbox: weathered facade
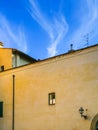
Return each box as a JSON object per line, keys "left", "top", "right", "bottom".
{"left": 0, "top": 44, "right": 98, "bottom": 130}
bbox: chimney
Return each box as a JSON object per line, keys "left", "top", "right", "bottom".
{"left": 0, "top": 42, "right": 4, "bottom": 48}
{"left": 68, "top": 44, "right": 75, "bottom": 52}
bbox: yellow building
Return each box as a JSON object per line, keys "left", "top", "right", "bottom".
{"left": 0, "top": 43, "right": 98, "bottom": 130}
{"left": 0, "top": 42, "right": 36, "bottom": 71}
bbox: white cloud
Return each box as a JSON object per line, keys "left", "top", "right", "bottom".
{"left": 26, "top": 0, "right": 98, "bottom": 56}
{"left": 66, "top": 0, "right": 98, "bottom": 50}
{"left": 87, "top": 0, "right": 98, "bottom": 21}
{"left": 0, "top": 14, "right": 28, "bottom": 53}
{"left": 27, "top": 0, "right": 68, "bottom": 57}
{"left": 27, "top": 0, "right": 54, "bottom": 40}
{"left": 47, "top": 15, "right": 68, "bottom": 56}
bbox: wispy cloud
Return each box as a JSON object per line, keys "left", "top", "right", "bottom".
{"left": 87, "top": 0, "right": 98, "bottom": 22}
{"left": 27, "top": 0, "right": 68, "bottom": 57}
{"left": 26, "top": 0, "right": 98, "bottom": 56}
{"left": 67, "top": 0, "right": 98, "bottom": 49}
{"left": 48, "top": 15, "right": 68, "bottom": 56}
{"left": 0, "top": 14, "right": 28, "bottom": 53}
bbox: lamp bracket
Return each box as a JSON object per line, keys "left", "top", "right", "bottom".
{"left": 79, "top": 107, "right": 88, "bottom": 120}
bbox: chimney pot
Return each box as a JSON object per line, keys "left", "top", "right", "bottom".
{"left": 0, "top": 42, "right": 4, "bottom": 48}
{"left": 68, "top": 44, "right": 75, "bottom": 53}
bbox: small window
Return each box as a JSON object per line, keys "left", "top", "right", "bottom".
{"left": 0, "top": 102, "right": 3, "bottom": 117}
{"left": 0, "top": 66, "right": 4, "bottom": 71}
{"left": 48, "top": 93, "right": 56, "bottom": 105}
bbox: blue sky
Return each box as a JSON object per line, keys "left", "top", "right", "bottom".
{"left": 0, "top": 0, "right": 98, "bottom": 59}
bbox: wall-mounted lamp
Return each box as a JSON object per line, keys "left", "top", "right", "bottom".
{"left": 79, "top": 107, "right": 88, "bottom": 119}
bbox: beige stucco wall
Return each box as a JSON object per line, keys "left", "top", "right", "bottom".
{"left": 0, "top": 45, "right": 98, "bottom": 130}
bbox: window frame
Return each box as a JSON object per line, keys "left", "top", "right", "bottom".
{"left": 48, "top": 92, "right": 56, "bottom": 105}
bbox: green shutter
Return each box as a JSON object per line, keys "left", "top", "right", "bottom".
{"left": 0, "top": 102, "right": 3, "bottom": 117}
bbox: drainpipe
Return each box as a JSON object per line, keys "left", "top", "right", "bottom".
{"left": 12, "top": 75, "right": 15, "bottom": 130}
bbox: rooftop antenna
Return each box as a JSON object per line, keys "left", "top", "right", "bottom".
{"left": 86, "top": 33, "right": 89, "bottom": 47}
{"left": 84, "top": 33, "right": 90, "bottom": 47}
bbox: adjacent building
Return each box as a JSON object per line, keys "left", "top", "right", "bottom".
{"left": 0, "top": 43, "right": 98, "bottom": 130}
{"left": 0, "top": 42, "right": 37, "bottom": 71}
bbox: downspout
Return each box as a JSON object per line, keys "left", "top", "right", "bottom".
{"left": 12, "top": 75, "right": 15, "bottom": 130}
